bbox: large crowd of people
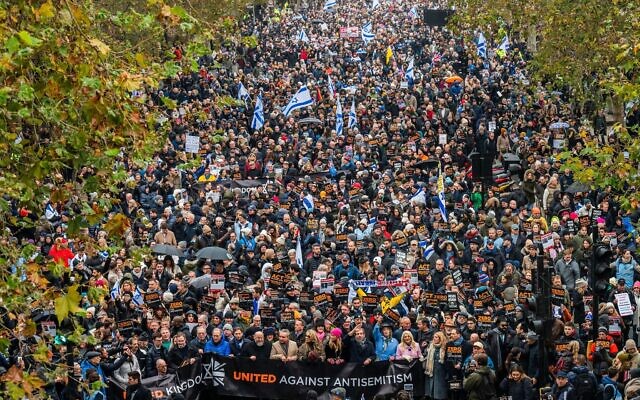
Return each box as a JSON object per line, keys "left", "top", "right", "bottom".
{"left": 6, "top": 0, "right": 640, "bottom": 399}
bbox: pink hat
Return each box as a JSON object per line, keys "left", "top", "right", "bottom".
{"left": 330, "top": 328, "right": 343, "bottom": 337}
{"left": 634, "top": 281, "right": 640, "bottom": 289}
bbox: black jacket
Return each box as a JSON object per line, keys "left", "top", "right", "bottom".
{"left": 125, "top": 383, "right": 152, "bottom": 400}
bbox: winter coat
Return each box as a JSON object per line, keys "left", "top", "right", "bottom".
{"left": 499, "top": 376, "right": 533, "bottom": 400}
{"left": 463, "top": 366, "right": 496, "bottom": 400}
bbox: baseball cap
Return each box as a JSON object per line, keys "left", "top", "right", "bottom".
{"left": 472, "top": 342, "right": 484, "bottom": 349}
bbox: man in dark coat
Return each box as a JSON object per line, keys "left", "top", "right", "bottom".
{"left": 125, "top": 371, "right": 152, "bottom": 400}
{"left": 345, "top": 327, "right": 376, "bottom": 365}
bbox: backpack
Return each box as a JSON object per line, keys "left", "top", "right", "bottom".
{"left": 574, "top": 371, "right": 598, "bottom": 400}
{"left": 603, "top": 383, "right": 622, "bottom": 400}
{"left": 480, "top": 372, "right": 499, "bottom": 400}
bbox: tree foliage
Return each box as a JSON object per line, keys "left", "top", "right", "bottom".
{"left": 0, "top": 0, "right": 254, "bottom": 398}
{"left": 450, "top": 0, "right": 640, "bottom": 208}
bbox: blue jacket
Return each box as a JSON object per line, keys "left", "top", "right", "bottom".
{"left": 204, "top": 338, "right": 231, "bottom": 356}
{"left": 373, "top": 324, "right": 398, "bottom": 361}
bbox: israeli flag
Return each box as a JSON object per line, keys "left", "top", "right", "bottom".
{"left": 348, "top": 98, "right": 357, "bottom": 129}
{"left": 477, "top": 32, "right": 487, "bottom": 59}
{"left": 297, "top": 28, "right": 310, "bottom": 43}
{"left": 324, "top": 0, "right": 337, "bottom": 10}
{"left": 296, "top": 238, "right": 304, "bottom": 267}
{"left": 132, "top": 288, "right": 144, "bottom": 306}
{"left": 362, "top": 22, "right": 375, "bottom": 44}
{"left": 335, "top": 96, "right": 344, "bottom": 136}
{"left": 409, "top": 6, "right": 419, "bottom": 19}
{"left": 110, "top": 279, "right": 120, "bottom": 300}
{"left": 282, "top": 86, "right": 313, "bottom": 117}
{"left": 498, "top": 35, "right": 510, "bottom": 52}
{"left": 303, "top": 193, "right": 315, "bottom": 212}
{"left": 437, "top": 164, "right": 448, "bottom": 223}
{"left": 327, "top": 75, "right": 335, "bottom": 100}
{"left": 371, "top": 0, "right": 379, "bottom": 9}
{"left": 405, "top": 58, "right": 414, "bottom": 85}
{"left": 238, "top": 82, "right": 250, "bottom": 103}
{"left": 423, "top": 244, "right": 435, "bottom": 260}
{"left": 251, "top": 93, "right": 264, "bottom": 130}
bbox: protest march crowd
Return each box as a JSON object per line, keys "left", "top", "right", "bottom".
{"left": 6, "top": 0, "right": 640, "bottom": 399}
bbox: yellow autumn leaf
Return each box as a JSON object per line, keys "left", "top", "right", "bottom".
{"left": 119, "top": 72, "right": 142, "bottom": 91}
{"left": 88, "top": 38, "right": 110, "bottom": 55}
{"left": 37, "top": 1, "right": 55, "bottom": 19}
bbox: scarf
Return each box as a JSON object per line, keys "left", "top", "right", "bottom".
{"left": 423, "top": 343, "right": 444, "bottom": 377}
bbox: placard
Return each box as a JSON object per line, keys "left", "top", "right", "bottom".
{"left": 185, "top": 135, "right": 200, "bottom": 154}
{"left": 477, "top": 315, "right": 493, "bottom": 331}
{"left": 41, "top": 321, "right": 57, "bottom": 337}
{"left": 336, "top": 233, "right": 348, "bottom": 243}
{"left": 169, "top": 301, "right": 184, "bottom": 317}
{"left": 210, "top": 274, "right": 225, "bottom": 291}
{"left": 404, "top": 269, "right": 419, "bottom": 285}
{"left": 117, "top": 319, "right": 135, "bottom": 333}
{"left": 201, "top": 295, "right": 217, "bottom": 311}
{"left": 446, "top": 344, "right": 463, "bottom": 362}
{"left": 320, "top": 278, "right": 335, "bottom": 294}
{"left": 551, "top": 287, "right": 566, "bottom": 305}
{"left": 269, "top": 272, "right": 287, "bottom": 289}
{"left": 260, "top": 308, "right": 276, "bottom": 327}
{"left": 615, "top": 292, "right": 634, "bottom": 316}
{"left": 144, "top": 292, "right": 162, "bottom": 309}
{"left": 339, "top": 26, "right": 360, "bottom": 39}
{"left": 362, "top": 295, "right": 379, "bottom": 309}
{"left": 314, "top": 293, "right": 331, "bottom": 307}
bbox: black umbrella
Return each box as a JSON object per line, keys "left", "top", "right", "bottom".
{"left": 195, "top": 246, "right": 232, "bottom": 260}
{"left": 151, "top": 244, "right": 184, "bottom": 257}
{"left": 565, "top": 181, "right": 590, "bottom": 194}
{"left": 414, "top": 159, "right": 440, "bottom": 170}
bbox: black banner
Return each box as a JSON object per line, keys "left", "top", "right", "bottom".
{"left": 203, "top": 354, "right": 423, "bottom": 399}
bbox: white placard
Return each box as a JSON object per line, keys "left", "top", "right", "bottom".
{"left": 439, "top": 134, "right": 447, "bottom": 145}
{"left": 185, "top": 135, "right": 200, "bottom": 154}
{"left": 488, "top": 121, "right": 496, "bottom": 132}
{"left": 615, "top": 292, "right": 634, "bottom": 317}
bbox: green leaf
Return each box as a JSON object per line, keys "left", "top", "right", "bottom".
{"left": 17, "top": 84, "right": 35, "bottom": 102}
{"left": 17, "top": 31, "right": 42, "bottom": 47}
{"left": 105, "top": 148, "right": 120, "bottom": 157}
{"left": 160, "top": 96, "right": 177, "bottom": 110}
{"left": 17, "top": 107, "right": 31, "bottom": 118}
{"left": 0, "top": 87, "right": 11, "bottom": 106}
{"left": 5, "top": 35, "right": 20, "bottom": 53}
{"left": 54, "top": 285, "right": 84, "bottom": 323}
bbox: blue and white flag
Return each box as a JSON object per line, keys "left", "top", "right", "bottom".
{"left": 371, "top": 0, "right": 379, "bottom": 9}
{"left": 297, "top": 28, "right": 310, "bottom": 43}
{"left": 477, "top": 32, "right": 487, "bottom": 59}
{"left": 423, "top": 244, "right": 435, "bottom": 260}
{"left": 111, "top": 279, "right": 144, "bottom": 306}
{"left": 409, "top": 6, "right": 419, "bottom": 19}
{"left": 335, "top": 95, "right": 344, "bottom": 136}
{"left": 437, "top": 163, "right": 448, "bottom": 223}
{"left": 324, "top": 0, "right": 337, "bottom": 10}
{"left": 348, "top": 98, "right": 357, "bottom": 129}
{"left": 498, "top": 34, "right": 510, "bottom": 52}
{"left": 110, "top": 279, "right": 120, "bottom": 300}
{"left": 327, "top": 75, "right": 335, "bottom": 100}
{"left": 405, "top": 58, "right": 414, "bottom": 85}
{"left": 237, "top": 82, "right": 250, "bottom": 103}
{"left": 302, "top": 193, "right": 315, "bottom": 212}
{"left": 251, "top": 93, "right": 264, "bottom": 130}
{"left": 296, "top": 237, "right": 304, "bottom": 267}
{"left": 361, "top": 22, "right": 375, "bottom": 44}
{"left": 282, "top": 86, "right": 313, "bottom": 117}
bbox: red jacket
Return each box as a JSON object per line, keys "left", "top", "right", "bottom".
{"left": 49, "top": 244, "right": 74, "bottom": 268}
